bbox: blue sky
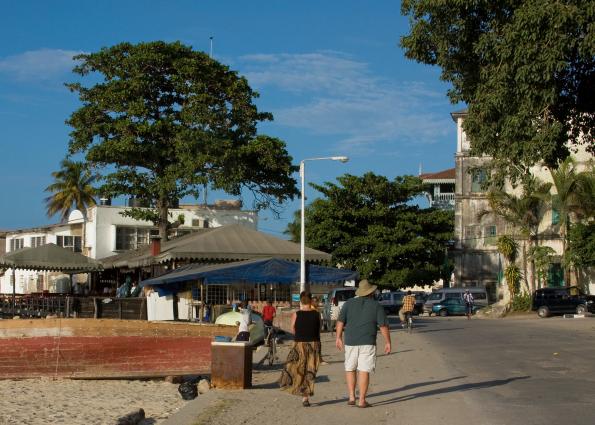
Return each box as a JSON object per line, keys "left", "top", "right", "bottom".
{"left": 0, "top": 1, "right": 459, "bottom": 237}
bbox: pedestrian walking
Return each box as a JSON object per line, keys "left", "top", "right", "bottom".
{"left": 236, "top": 302, "right": 252, "bottom": 342}
{"left": 279, "top": 292, "right": 321, "bottom": 407}
{"left": 335, "top": 279, "right": 391, "bottom": 408}
{"left": 463, "top": 289, "right": 474, "bottom": 319}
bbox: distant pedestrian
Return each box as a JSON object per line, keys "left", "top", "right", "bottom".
{"left": 279, "top": 292, "right": 321, "bottom": 407}
{"left": 335, "top": 279, "right": 391, "bottom": 408}
{"left": 463, "top": 290, "right": 474, "bottom": 319}
{"left": 236, "top": 302, "right": 252, "bottom": 342}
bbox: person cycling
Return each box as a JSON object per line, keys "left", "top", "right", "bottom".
{"left": 400, "top": 291, "right": 416, "bottom": 328}
{"left": 262, "top": 299, "right": 276, "bottom": 341}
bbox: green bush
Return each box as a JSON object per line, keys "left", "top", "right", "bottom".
{"left": 511, "top": 292, "right": 532, "bottom": 312}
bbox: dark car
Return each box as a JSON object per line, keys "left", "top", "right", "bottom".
{"left": 431, "top": 298, "right": 481, "bottom": 316}
{"left": 532, "top": 286, "right": 595, "bottom": 318}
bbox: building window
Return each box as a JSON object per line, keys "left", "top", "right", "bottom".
{"left": 56, "top": 235, "right": 82, "bottom": 252}
{"left": 471, "top": 169, "right": 488, "bottom": 193}
{"left": 551, "top": 208, "right": 560, "bottom": 225}
{"left": 206, "top": 285, "right": 227, "bottom": 305}
{"left": 30, "top": 236, "right": 46, "bottom": 248}
{"left": 115, "top": 227, "right": 159, "bottom": 251}
{"left": 9, "top": 238, "right": 24, "bottom": 251}
{"left": 484, "top": 225, "right": 497, "bottom": 245}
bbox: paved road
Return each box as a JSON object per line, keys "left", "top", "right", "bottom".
{"left": 165, "top": 315, "right": 595, "bottom": 425}
{"left": 412, "top": 315, "right": 595, "bottom": 425}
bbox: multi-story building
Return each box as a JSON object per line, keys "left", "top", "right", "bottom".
{"left": 451, "top": 109, "right": 594, "bottom": 301}
{"left": 0, "top": 200, "right": 257, "bottom": 294}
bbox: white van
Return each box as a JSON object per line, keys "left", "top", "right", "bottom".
{"left": 423, "top": 287, "right": 489, "bottom": 315}
{"left": 322, "top": 287, "right": 356, "bottom": 331}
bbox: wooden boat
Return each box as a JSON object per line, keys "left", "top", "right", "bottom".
{"left": 0, "top": 318, "right": 236, "bottom": 379}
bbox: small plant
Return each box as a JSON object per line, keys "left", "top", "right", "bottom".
{"left": 504, "top": 264, "right": 522, "bottom": 299}
{"left": 511, "top": 292, "right": 532, "bottom": 312}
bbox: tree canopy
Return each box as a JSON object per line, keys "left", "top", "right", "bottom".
{"left": 67, "top": 41, "right": 297, "bottom": 239}
{"left": 286, "top": 173, "right": 454, "bottom": 287}
{"left": 401, "top": 1, "right": 595, "bottom": 180}
{"left": 45, "top": 159, "right": 97, "bottom": 221}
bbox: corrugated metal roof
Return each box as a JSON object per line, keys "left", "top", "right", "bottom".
{"left": 101, "top": 224, "right": 331, "bottom": 269}
{"left": 0, "top": 243, "right": 103, "bottom": 272}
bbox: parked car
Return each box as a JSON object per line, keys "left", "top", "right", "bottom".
{"left": 532, "top": 286, "right": 595, "bottom": 318}
{"left": 322, "top": 287, "right": 356, "bottom": 331}
{"left": 432, "top": 298, "right": 481, "bottom": 317}
{"left": 424, "top": 287, "right": 489, "bottom": 315}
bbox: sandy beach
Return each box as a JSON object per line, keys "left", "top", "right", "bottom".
{"left": 0, "top": 378, "right": 187, "bottom": 425}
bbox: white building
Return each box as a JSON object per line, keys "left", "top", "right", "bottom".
{"left": 0, "top": 200, "right": 257, "bottom": 294}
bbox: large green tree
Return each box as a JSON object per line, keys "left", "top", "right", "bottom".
{"left": 401, "top": 1, "right": 595, "bottom": 180}
{"left": 67, "top": 41, "right": 297, "bottom": 240}
{"left": 285, "top": 173, "right": 454, "bottom": 286}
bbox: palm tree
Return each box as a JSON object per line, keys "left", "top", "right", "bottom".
{"left": 45, "top": 159, "right": 97, "bottom": 221}
{"left": 549, "top": 158, "right": 582, "bottom": 285}
{"left": 479, "top": 176, "right": 551, "bottom": 293}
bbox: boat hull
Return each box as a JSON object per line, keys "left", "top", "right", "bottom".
{"left": 0, "top": 319, "right": 236, "bottom": 379}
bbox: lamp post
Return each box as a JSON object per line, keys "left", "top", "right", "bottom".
{"left": 300, "top": 156, "right": 349, "bottom": 294}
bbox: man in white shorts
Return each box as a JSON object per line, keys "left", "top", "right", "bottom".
{"left": 335, "top": 279, "right": 391, "bottom": 408}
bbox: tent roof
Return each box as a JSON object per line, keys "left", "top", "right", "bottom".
{"left": 101, "top": 224, "right": 332, "bottom": 269}
{"left": 140, "top": 257, "right": 358, "bottom": 292}
{"left": 0, "top": 243, "right": 103, "bottom": 272}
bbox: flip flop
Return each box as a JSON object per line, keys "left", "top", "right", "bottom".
{"left": 347, "top": 400, "right": 356, "bottom": 406}
{"left": 358, "top": 401, "right": 372, "bottom": 408}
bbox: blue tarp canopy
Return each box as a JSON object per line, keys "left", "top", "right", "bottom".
{"left": 140, "top": 257, "right": 358, "bottom": 296}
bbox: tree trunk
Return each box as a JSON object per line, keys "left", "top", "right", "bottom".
{"left": 561, "top": 224, "right": 569, "bottom": 287}
{"left": 521, "top": 240, "right": 530, "bottom": 294}
{"left": 529, "top": 237, "right": 536, "bottom": 293}
{"left": 158, "top": 197, "right": 169, "bottom": 241}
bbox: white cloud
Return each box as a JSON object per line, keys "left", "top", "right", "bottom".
{"left": 0, "top": 49, "right": 83, "bottom": 82}
{"left": 238, "top": 52, "right": 451, "bottom": 155}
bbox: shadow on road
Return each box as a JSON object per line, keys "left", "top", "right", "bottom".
{"left": 315, "top": 375, "right": 467, "bottom": 406}
{"left": 416, "top": 327, "right": 466, "bottom": 334}
{"left": 371, "top": 376, "right": 531, "bottom": 406}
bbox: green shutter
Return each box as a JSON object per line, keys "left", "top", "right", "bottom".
{"left": 547, "top": 263, "right": 564, "bottom": 287}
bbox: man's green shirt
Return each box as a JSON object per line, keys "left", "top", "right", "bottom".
{"left": 338, "top": 296, "right": 388, "bottom": 346}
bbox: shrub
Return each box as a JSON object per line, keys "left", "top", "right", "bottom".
{"left": 511, "top": 292, "right": 532, "bottom": 312}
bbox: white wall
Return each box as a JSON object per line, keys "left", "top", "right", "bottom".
{"left": 86, "top": 204, "right": 258, "bottom": 259}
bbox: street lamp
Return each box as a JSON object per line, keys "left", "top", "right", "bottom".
{"left": 300, "top": 156, "right": 349, "bottom": 294}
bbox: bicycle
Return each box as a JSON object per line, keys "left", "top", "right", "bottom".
{"left": 404, "top": 311, "right": 413, "bottom": 334}
{"left": 264, "top": 324, "right": 277, "bottom": 366}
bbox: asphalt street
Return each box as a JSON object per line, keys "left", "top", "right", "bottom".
{"left": 410, "top": 315, "right": 595, "bottom": 425}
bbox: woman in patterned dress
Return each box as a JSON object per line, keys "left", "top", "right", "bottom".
{"left": 279, "top": 292, "right": 321, "bottom": 407}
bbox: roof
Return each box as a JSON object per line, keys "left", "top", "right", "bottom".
{"left": 101, "top": 224, "right": 332, "bottom": 269}
{"left": 140, "top": 257, "right": 358, "bottom": 295}
{"left": 0, "top": 243, "right": 103, "bottom": 272}
{"left": 450, "top": 108, "right": 468, "bottom": 122}
{"left": 420, "top": 168, "right": 456, "bottom": 182}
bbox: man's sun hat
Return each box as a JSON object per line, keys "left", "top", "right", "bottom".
{"left": 355, "top": 279, "right": 377, "bottom": 297}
